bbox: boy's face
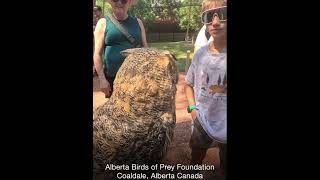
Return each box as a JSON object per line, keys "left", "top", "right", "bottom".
{"left": 203, "top": 5, "right": 227, "bottom": 40}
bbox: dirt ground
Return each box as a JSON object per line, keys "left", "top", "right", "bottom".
{"left": 93, "top": 73, "right": 225, "bottom": 180}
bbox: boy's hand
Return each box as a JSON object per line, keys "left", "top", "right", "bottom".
{"left": 191, "top": 110, "right": 197, "bottom": 121}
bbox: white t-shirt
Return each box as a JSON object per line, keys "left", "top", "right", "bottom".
{"left": 186, "top": 44, "right": 227, "bottom": 143}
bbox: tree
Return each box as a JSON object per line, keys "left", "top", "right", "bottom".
{"left": 95, "top": 0, "right": 112, "bottom": 16}
{"left": 152, "top": 0, "right": 180, "bottom": 21}
{"left": 178, "top": 0, "right": 202, "bottom": 41}
{"left": 127, "top": 0, "right": 158, "bottom": 31}
{"left": 128, "top": 0, "right": 156, "bottom": 22}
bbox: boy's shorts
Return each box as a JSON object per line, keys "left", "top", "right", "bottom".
{"left": 189, "top": 118, "right": 219, "bottom": 149}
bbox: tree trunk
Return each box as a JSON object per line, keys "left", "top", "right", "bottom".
{"left": 102, "top": 1, "right": 105, "bottom": 16}
{"left": 192, "top": 33, "right": 195, "bottom": 45}
{"left": 185, "top": 11, "right": 190, "bottom": 40}
{"left": 185, "top": 0, "right": 193, "bottom": 41}
{"left": 185, "top": 27, "right": 189, "bottom": 41}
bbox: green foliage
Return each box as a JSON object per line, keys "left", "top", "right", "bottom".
{"left": 95, "top": 0, "right": 112, "bottom": 16}
{"left": 153, "top": 0, "right": 180, "bottom": 21}
{"left": 178, "top": 0, "right": 202, "bottom": 32}
{"left": 128, "top": 0, "right": 156, "bottom": 31}
{"left": 93, "top": 0, "right": 203, "bottom": 35}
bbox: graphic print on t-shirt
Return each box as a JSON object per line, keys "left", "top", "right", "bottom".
{"left": 209, "top": 73, "right": 227, "bottom": 95}
{"left": 200, "top": 58, "right": 227, "bottom": 100}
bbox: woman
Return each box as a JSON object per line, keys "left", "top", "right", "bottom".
{"left": 94, "top": 0, "right": 148, "bottom": 98}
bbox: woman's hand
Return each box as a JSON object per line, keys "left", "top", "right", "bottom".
{"left": 99, "top": 78, "right": 111, "bottom": 98}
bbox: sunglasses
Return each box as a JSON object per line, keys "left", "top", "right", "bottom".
{"left": 112, "top": 0, "right": 128, "bottom": 4}
{"left": 201, "top": 6, "right": 227, "bottom": 24}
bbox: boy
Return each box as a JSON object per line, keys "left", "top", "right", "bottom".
{"left": 185, "top": 0, "right": 227, "bottom": 175}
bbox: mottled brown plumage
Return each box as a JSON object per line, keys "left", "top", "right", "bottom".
{"left": 93, "top": 48, "right": 178, "bottom": 174}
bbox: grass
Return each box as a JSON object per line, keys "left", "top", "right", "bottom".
{"left": 149, "top": 41, "right": 195, "bottom": 72}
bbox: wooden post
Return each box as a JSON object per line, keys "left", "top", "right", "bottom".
{"left": 185, "top": 50, "right": 191, "bottom": 72}
{"left": 191, "top": 33, "right": 194, "bottom": 45}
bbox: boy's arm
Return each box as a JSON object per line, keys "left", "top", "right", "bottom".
{"left": 185, "top": 51, "right": 199, "bottom": 121}
{"left": 185, "top": 84, "right": 197, "bottom": 120}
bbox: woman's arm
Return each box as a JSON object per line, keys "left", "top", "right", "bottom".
{"left": 137, "top": 18, "right": 148, "bottom": 48}
{"left": 94, "top": 18, "right": 111, "bottom": 97}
